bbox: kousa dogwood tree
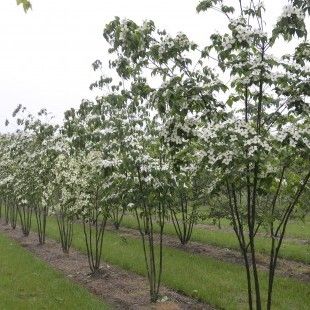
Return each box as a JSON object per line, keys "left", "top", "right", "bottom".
{"left": 8, "top": 105, "right": 59, "bottom": 244}
{"left": 0, "top": 133, "right": 17, "bottom": 226}
{"left": 45, "top": 138, "right": 77, "bottom": 253}
{"left": 63, "top": 100, "right": 122, "bottom": 274}
{"left": 101, "top": 16, "right": 227, "bottom": 247}
{"left": 124, "top": 122, "right": 180, "bottom": 301}
{"left": 194, "top": 1, "right": 310, "bottom": 309}
{"left": 90, "top": 92, "right": 174, "bottom": 299}
{"left": 124, "top": 120, "right": 175, "bottom": 302}
{"left": 101, "top": 1, "right": 309, "bottom": 307}
{"left": 7, "top": 131, "right": 34, "bottom": 236}
{"left": 90, "top": 57, "right": 178, "bottom": 300}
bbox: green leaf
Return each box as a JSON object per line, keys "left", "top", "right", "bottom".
{"left": 196, "top": 0, "right": 213, "bottom": 13}
{"left": 16, "top": 0, "right": 32, "bottom": 13}
{"left": 221, "top": 5, "right": 234, "bottom": 14}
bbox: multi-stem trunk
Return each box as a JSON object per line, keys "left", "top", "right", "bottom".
{"left": 135, "top": 203, "right": 165, "bottom": 303}
{"left": 110, "top": 204, "right": 125, "bottom": 230}
{"left": 4, "top": 203, "right": 9, "bottom": 224}
{"left": 10, "top": 203, "right": 18, "bottom": 229}
{"left": 245, "top": 43, "right": 266, "bottom": 310}
{"left": 56, "top": 212, "right": 73, "bottom": 254}
{"left": 83, "top": 209, "right": 107, "bottom": 274}
{"left": 34, "top": 205, "right": 47, "bottom": 244}
{"left": 226, "top": 181, "right": 253, "bottom": 310}
{"left": 18, "top": 204, "right": 32, "bottom": 236}
{"left": 266, "top": 169, "right": 310, "bottom": 310}
{"left": 135, "top": 168, "right": 166, "bottom": 303}
{"left": 170, "top": 193, "right": 195, "bottom": 245}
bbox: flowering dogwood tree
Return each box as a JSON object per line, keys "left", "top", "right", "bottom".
{"left": 45, "top": 139, "right": 76, "bottom": 253}
{"left": 100, "top": 0, "right": 309, "bottom": 306}
{"left": 102, "top": 16, "right": 227, "bottom": 247}
{"left": 96, "top": 13, "right": 231, "bottom": 299}
{"left": 63, "top": 99, "right": 121, "bottom": 273}
{"left": 195, "top": 1, "right": 310, "bottom": 309}
{"left": 89, "top": 68, "right": 173, "bottom": 299}
{"left": 8, "top": 106, "right": 58, "bottom": 244}
{"left": 9, "top": 132, "right": 34, "bottom": 236}
{"left": 0, "top": 134, "right": 17, "bottom": 226}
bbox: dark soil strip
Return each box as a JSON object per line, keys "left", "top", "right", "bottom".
{"left": 106, "top": 224, "right": 310, "bottom": 283}
{"left": 0, "top": 222, "right": 213, "bottom": 310}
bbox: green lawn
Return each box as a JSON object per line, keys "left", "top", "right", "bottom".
{"left": 201, "top": 216, "right": 310, "bottom": 240}
{"left": 274, "top": 218, "right": 309, "bottom": 240}
{"left": 0, "top": 233, "right": 109, "bottom": 310}
{"left": 36, "top": 217, "right": 310, "bottom": 310}
{"left": 119, "top": 216, "right": 310, "bottom": 263}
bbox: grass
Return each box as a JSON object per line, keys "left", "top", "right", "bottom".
{"left": 31, "top": 216, "right": 310, "bottom": 310}
{"left": 0, "top": 232, "right": 109, "bottom": 310}
{"left": 201, "top": 216, "right": 310, "bottom": 240}
{"left": 278, "top": 218, "right": 309, "bottom": 240}
{"left": 120, "top": 215, "right": 310, "bottom": 263}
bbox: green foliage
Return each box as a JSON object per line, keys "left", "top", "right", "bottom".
{"left": 16, "top": 0, "right": 32, "bottom": 13}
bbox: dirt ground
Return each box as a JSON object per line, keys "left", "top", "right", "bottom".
{"left": 0, "top": 221, "right": 213, "bottom": 310}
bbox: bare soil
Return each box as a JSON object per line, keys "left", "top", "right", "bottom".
{"left": 106, "top": 224, "right": 310, "bottom": 283}
{"left": 0, "top": 221, "right": 213, "bottom": 310}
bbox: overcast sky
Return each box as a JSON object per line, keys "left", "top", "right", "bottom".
{"left": 0, "top": 0, "right": 295, "bottom": 132}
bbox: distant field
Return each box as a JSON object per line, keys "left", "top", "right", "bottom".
{"left": 200, "top": 216, "right": 310, "bottom": 240}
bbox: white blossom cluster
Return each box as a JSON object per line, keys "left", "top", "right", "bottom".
{"left": 198, "top": 119, "right": 274, "bottom": 169}
{"left": 232, "top": 24, "right": 252, "bottom": 44}
{"left": 175, "top": 32, "right": 195, "bottom": 49}
{"left": 156, "top": 32, "right": 195, "bottom": 57}
{"left": 279, "top": 5, "right": 305, "bottom": 20}
{"left": 222, "top": 35, "right": 236, "bottom": 50}
{"left": 119, "top": 18, "right": 130, "bottom": 42}
{"left": 160, "top": 115, "right": 200, "bottom": 145}
{"left": 222, "top": 18, "right": 268, "bottom": 51}
{"left": 275, "top": 125, "right": 310, "bottom": 149}
{"left": 158, "top": 35, "right": 174, "bottom": 55}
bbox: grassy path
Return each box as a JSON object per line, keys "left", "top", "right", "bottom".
{"left": 104, "top": 223, "right": 309, "bottom": 282}
{"left": 0, "top": 232, "right": 108, "bottom": 310}
{"left": 200, "top": 216, "right": 310, "bottom": 240}
{"left": 120, "top": 216, "right": 310, "bottom": 263}
{"left": 36, "top": 217, "right": 310, "bottom": 310}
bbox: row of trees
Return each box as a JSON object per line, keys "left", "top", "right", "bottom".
{"left": 1, "top": 1, "right": 309, "bottom": 308}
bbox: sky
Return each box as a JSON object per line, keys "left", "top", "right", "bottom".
{"left": 0, "top": 0, "right": 295, "bottom": 132}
